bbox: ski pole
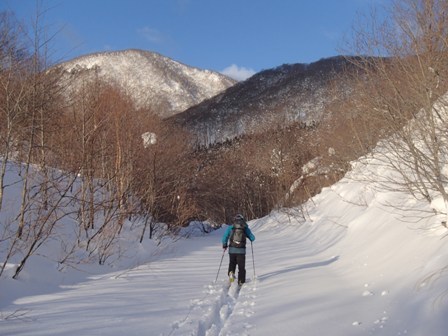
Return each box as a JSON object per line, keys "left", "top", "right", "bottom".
{"left": 215, "top": 248, "right": 226, "bottom": 283}
{"left": 251, "top": 241, "right": 256, "bottom": 280}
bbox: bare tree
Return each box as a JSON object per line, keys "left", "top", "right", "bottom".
{"left": 15, "top": 1, "right": 64, "bottom": 238}
{"left": 0, "top": 12, "right": 29, "bottom": 210}
{"left": 0, "top": 4, "right": 81, "bottom": 278}
{"left": 344, "top": 0, "right": 448, "bottom": 222}
{"left": 134, "top": 118, "right": 196, "bottom": 229}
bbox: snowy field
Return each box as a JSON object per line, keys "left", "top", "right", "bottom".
{"left": 1, "top": 153, "right": 448, "bottom": 336}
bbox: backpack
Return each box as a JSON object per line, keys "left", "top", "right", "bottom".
{"left": 230, "top": 220, "right": 247, "bottom": 248}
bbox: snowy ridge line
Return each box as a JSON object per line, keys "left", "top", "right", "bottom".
{"left": 168, "top": 279, "right": 256, "bottom": 336}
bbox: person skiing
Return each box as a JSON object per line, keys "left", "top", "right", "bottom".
{"left": 221, "top": 214, "right": 255, "bottom": 285}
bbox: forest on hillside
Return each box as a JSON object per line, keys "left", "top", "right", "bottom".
{"left": 1, "top": 0, "right": 448, "bottom": 278}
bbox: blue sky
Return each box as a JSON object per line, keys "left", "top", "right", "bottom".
{"left": 2, "top": 0, "right": 386, "bottom": 80}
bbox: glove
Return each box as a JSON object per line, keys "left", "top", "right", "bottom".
{"left": 223, "top": 244, "right": 228, "bottom": 250}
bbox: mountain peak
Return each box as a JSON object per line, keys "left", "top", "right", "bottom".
{"left": 54, "top": 49, "right": 236, "bottom": 118}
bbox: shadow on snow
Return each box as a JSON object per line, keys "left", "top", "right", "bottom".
{"left": 257, "top": 255, "right": 339, "bottom": 281}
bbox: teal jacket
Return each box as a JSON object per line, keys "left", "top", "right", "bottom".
{"left": 222, "top": 224, "right": 255, "bottom": 254}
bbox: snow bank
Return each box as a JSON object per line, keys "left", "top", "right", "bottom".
{"left": 1, "top": 152, "right": 448, "bottom": 335}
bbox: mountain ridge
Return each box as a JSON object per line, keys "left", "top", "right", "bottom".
{"left": 170, "top": 56, "right": 355, "bottom": 146}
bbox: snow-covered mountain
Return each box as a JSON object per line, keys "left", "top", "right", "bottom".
{"left": 171, "top": 56, "right": 354, "bottom": 146}
{"left": 54, "top": 49, "right": 236, "bottom": 118}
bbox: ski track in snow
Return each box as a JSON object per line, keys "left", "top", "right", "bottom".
{"left": 169, "top": 279, "right": 256, "bottom": 336}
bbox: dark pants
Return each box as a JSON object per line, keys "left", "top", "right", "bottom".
{"left": 228, "top": 254, "right": 246, "bottom": 283}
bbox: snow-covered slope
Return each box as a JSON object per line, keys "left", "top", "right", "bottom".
{"left": 55, "top": 49, "right": 236, "bottom": 118}
{"left": 2, "top": 146, "right": 448, "bottom": 335}
{"left": 171, "top": 56, "right": 354, "bottom": 146}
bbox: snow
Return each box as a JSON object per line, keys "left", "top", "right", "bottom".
{"left": 2, "top": 152, "right": 448, "bottom": 335}
{"left": 59, "top": 49, "right": 235, "bottom": 118}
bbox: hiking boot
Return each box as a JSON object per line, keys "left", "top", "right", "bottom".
{"left": 229, "top": 272, "right": 235, "bottom": 283}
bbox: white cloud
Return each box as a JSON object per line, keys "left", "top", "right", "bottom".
{"left": 137, "top": 27, "right": 164, "bottom": 43}
{"left": 221, "top": 64, "right": 256, "bottom": 81}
